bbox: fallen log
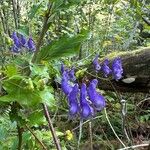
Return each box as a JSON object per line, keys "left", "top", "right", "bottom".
{"left": 88, "top": 47, "right": 150, "bottom": 93}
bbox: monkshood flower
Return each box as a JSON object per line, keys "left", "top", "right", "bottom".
{"left": 27, "top": 37, "right": 36, "bottom": 51}
{"left": 11, "top": 32, "right": 22, "bottom": 49}
{"left": 88, "top": 79, "right": 106, "bottom": 111}
{"left": 112, "top": 57, "right": 123, "bottom": 80}
{"left": 61, "top": 71, "right": 72, "bottom": 95}
{"left": 93, "top": 54, "right": 101, "bottom": 71}
{"left": 20, "top": 34, "right": 27, "bottom": 47}
{"left": 80, "top": 83, "right": 94, "bottom": 118}
{"left": 10, "top": 32, "right": 36, "bottom": 53}
{"left": 101, "top": 59, "right": 112, "bottom": 77}
{"left": 11, "top": 45, "right": 20, "bottom": 53}
{"left": 60, "top": 64, "right": 76, "bottom": 81}
{"left": 68, "top": 84, "right": 79, "bottom": 116}
{"left": 69, "top": 68, "right": 76, "bottom": 81}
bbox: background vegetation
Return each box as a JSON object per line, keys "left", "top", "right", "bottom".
{"left": 0, "top": 0, "right": 150, "bottom": 149}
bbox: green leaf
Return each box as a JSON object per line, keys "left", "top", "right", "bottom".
{"left": 36, "top": 31, "right": 88, "bottom": 62}
{"left": 39, "top": 87, "right": 55, "bottom": 107}
{"left": 0, "top": 76, "right": 42, "bottom": 106}
{"left": 28, "top": 110, "right": 46, "bottom": 126}
{"left": 29, "top": 64, "right": 49, "bottom": 78}
{"left": 75, "top": 68, "right": 87, "bottom": 78}
{"left": 52, "top": 0, "right": 86, "bottom": 11}
{"left": 5, "top": 64, "right": 18, "bottom": 77}
{"left": 28, "top": 3, "right": 42, "bottom": 20}
{"left": 17, "top": 25, "right": 29, "bottom": 36}
{"left": 52, "top": 0, "right": 64, "bottom": 11}
{"left": 0, "top": 76, "right": 55, "bottom": 107}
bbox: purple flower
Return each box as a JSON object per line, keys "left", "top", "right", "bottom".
{"left": 61, "top": 65, "right": 76, "bottom": 81}
{"left": 93, "top": 54, "right": 101, "bottom": 71}
{"left": 80, "top": 102, "right": 94, "bottom": 118}
{"left": 20, "top": 34, "right": 27, "bottom": 46}
{"left": 69, "top": 67, "right": 76, "bottom": 81}
{"left": 69, "top": 102, "right": 79, "bottom": 116}
{"left": 11, "top": 45, "right": 20, "bottom": 53}
{"left": 88, "top": 79, "right": 106, "bottom": 111}
{"left": 68, "top": 84, "right": 79, "bottom": 116}
{"left": 101, "top": 59, "right": 112, "bottom": 77}
{"left": 11, "top": 32, "right": 21, "bottom": 49}
{"left": 27, "top": 37, "right": 36, "bottom": 51}
{"left": 61, "top": 71, "right": 72, "bottom": 95}
{"left": 80, "top": 83, "right": 93, "bottom": 118}
{"left": 112, "top": 57, "right": 123, "bottom": 80}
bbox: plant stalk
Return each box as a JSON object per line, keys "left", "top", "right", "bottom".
{"left": 11, "top": 0, "right": 18, "bottom": 29}
{"left": 25, "top": 125, "right": 47, "bottom": 150}
{"left": 104, "top": 108, "right": 126, "bottom": 148}
{"left": 120, "top": 99, "right": 131, "bottom": 143}
{"left": 89, "top": 121, "right": 93, "bottom": 150}
{"left": 43, "top": 104, "right": 62, "bottom": 150}
{"left": 30, "top": 2, "right": 61, "bottom": 150}
{"left": 32, "top": 2, "right": 52, "bottom": 63}
{"left": 17, "top": 125, "right": 23, "bottom": 150}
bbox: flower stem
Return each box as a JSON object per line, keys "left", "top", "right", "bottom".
{"left": 104, "top": 108, "right": 126, "bottom": 148}
{"left": 78, "top": 120, "right": 83, "bottom": 149}
{"left": 89, "top": 121, "right": 93, "bottom": 150}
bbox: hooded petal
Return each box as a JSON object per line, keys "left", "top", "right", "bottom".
{"left": 68, "top": 84, "right": 79, "bottom": 102}
{"left": 93, "top": 94, "right": 106, "bottom": 111}
{"left": 112, "top": 57, "right": 123, "bottom": 80}
{"left": 69, "top": 102, "right": 79, "bottom": 116}
{"left": 69, "top": 67, "right": 76, "bottom": 81}
{"left": 80, "top": 102, "right": 93, "bottom": 118}
{"left": 68, "top": 84, "right": 79, "bottom": 116}
{"left": 88, "top": 79, "right": 106, "bottom": 110}
{"left": 11, "top": 32, "right": 21, "bottom": 49}
{"left": 20, "top": 34, "right": 27, "bottom": 46}
{"left": 80, "top": 83, "right": 93, "bottom": 118}
{"left": 27, "top": 37, "right": 36, "bottom": 51}
{"left": 61, "top": 71, "right": 72, "bottom": 95}
{"left": 93, "top": 54, "right": 101, "bottom": 71}
{"left": 101, "top": 59, "right": 111, "bottom": 77}
{"left": 11, "top": 45, "right": 20, "bottom": 53}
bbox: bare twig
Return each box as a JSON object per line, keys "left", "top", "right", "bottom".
{"left": 118, "top": 143, "right": 149, "bottom": 150}
{"left": 43, "top": 104, "right": 62, "bottom": 150}
{"left": 136, "top": 97, "right": 150, "bottom": 107}
{"left": 25, "top": 125, "right": 47, "bottom": 150}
